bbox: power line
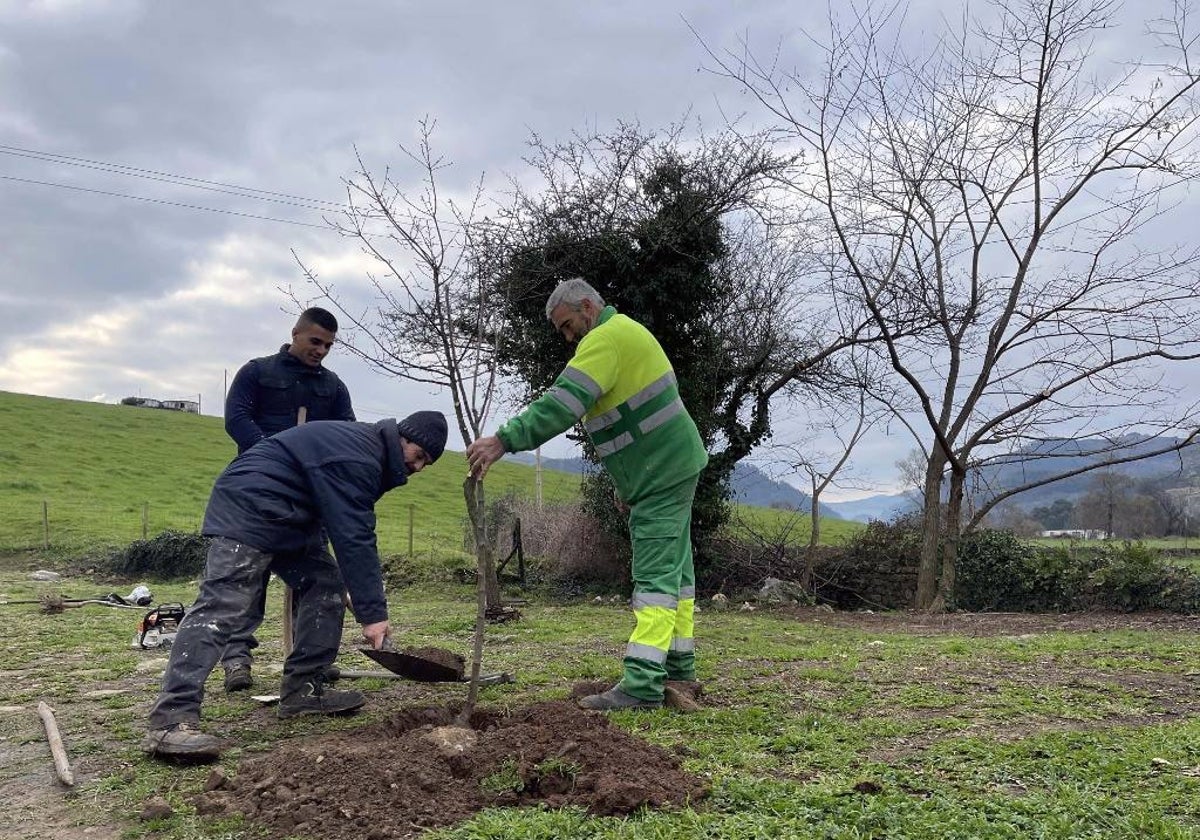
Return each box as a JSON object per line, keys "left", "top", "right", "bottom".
{"left": 0, "top": 174, "right": 330, "bottom": 229}
{"left": 1, "top": 143, "right": 479, "bottom": 235}
{"left": 0, "top": 143, "right": 345, "bottom": 210}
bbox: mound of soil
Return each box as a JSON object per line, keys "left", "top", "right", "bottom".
{"left": 193, "top": 699, "right": 708, "bottom": 839}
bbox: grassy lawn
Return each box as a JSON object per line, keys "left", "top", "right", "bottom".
{"left": 0, "top": 391, "right": 578, "bottom": 555}
{"left": 0, "top": 390, "right": 856, "bottom": 560}
{"left": 5, "top": 389, "right": 1196, "bottom": 837}
{"left": 2, "top": 552, "right": 1198, "bottom": 839}
{"left": 1029, "top": 536, "right": 1200, "bottom": 551}
{"left": 727, "top": 503, "right": 866, "bottom": 547}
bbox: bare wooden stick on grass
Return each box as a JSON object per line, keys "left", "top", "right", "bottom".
{"left": 36, "top": 701, "right": 74, "bottom": 787}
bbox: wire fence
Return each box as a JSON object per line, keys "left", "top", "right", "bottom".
{"left": 0, "top": 498, "right": 206, "bottom": 552}
{"left": 0, "top": 497, "right": 477, "bottom": 562}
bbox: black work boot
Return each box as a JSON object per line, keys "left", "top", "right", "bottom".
{"left": 223, "top": 662, "right": 253, "bottom": 693}
{"left": 277, "top": 674, "right": 365, "bottom": 719}
{"left": 143, "top": 722, "right": 222, "bottom": 762}
{"left": 578, "top": 685, "right": 662, "bottom": 711}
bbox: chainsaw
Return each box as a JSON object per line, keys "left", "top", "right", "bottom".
{"left": 132, "top": 603, "right": 186, "bottom": 649}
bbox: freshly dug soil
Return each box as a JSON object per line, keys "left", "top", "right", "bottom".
{"left": 193, "top": 698, "right": 708, "bottom": 839}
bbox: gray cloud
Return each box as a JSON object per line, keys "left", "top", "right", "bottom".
{"left": 6, "top": 1, "right": 1183, "bottom": 493}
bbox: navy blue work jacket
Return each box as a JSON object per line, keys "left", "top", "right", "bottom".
{"left": 202, "top": 419, "right": 408, "bottom": 625}
{"left": 225, "top": 346, "right": 355, "bottom": 454}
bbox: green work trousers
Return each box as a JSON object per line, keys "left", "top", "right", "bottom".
{"left": 618, "top": 473, "right": 699, "bottom": 701}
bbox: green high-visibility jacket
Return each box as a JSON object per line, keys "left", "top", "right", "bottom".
{"left": 496, "top": 306, "right": 708, "bottom": 504}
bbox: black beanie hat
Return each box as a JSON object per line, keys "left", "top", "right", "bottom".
{"left": 397, "top": 411, "right": 448, "bottom": 463}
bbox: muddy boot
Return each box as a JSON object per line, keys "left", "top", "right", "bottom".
{"left": 321, "top": 664, "right": 341, "bottom": 684}
{"left": 578, "top": 686, "right": 662, "bottom": 711}
{"left": 665, "top": 679, "right": 703, "bottom": 699}
{"left": 277, "top": 675, "right": 365, "bottom": 719}
{"left": 143, "top": 722, "right": 221, "bottom": 762}
{"left": 223, "top": 662, "right": 253, "bottom": 693}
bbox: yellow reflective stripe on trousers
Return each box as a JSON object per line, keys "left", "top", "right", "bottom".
{"left": 673, "top": 597, "right": 695, "bottom": 646}
{"left": 626, "top": 604, "right": 674, "bottom": 663}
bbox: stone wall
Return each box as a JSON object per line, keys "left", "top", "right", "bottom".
{"left": 813, "top": 550, "right": 920, "bottom": 610}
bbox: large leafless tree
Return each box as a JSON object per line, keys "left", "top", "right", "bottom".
{"left": 294, "top": 119, "right": 506, "bottom": 620}
{"left": 706, "top": 0, "right": 1200, "bottom": 608}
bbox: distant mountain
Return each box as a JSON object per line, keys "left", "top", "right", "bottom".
{"left": 728, "top": 464, "right": 842, "bottom": 518}
{"left": 507, "top": 432, "right": 1200, "bottom": 522}
{"left": 822, "top": 493, "right": 915, "bottom": 523}
{"left": 976, "top": 434, "right": 1200, "bottom": 508}
{"left": 504, "top": 453, "right": 588, "bottom": 472}
{"left": 507, "top": 452, "right": 588, "bottom": 475}
{"left": 507, "top": 453, "right": 842, "bottom": 517}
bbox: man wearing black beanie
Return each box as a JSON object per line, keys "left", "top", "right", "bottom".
{"left": 144, "top": 413, "right": 447, "bottom": 762}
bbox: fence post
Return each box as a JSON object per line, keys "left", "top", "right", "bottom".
{"left": 408, "top": 504, "right": 415, "bottom": 557}
{"left": 142, "top": 502, "right": 149, "bottom": 540}
{"left": 42, "top": 501, "right": 49, "bottom": 549}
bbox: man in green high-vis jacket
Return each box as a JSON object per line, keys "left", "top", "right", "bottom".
{"left": 466, "top": 278, "right": 708, "bottom": 710}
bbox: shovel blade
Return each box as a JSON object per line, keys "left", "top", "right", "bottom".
{"left": 358, "top": 646, "right": 465, "bottom": 682}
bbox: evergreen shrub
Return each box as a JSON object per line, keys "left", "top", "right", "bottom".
{"left": 104, "top": 530, "right": 211, "bottom": 580}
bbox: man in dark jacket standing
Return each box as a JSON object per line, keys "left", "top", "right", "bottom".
{"left": 225, "top": 306, "right": 355, "bottom": 453}
{"left": 144, "top": 411, "right": 448, "bottom": 761}
{"left": 219, "top": 307, "right": 355, "bottom": 692}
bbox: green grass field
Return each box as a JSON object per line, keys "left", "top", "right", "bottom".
{"left": 0, "top": 390, "right": 856, "bottom": 558}
{"left": 0, "top": 391, "right": 577, "bottom": 555}
{"left": 2, "top": 396, "right": 1197, "bottom": 839}
{"left": 1, "top": 563, "right": 1197, "bottom": 840}
{"left": 726, "top": 501, "right": 866, "bottom": 547}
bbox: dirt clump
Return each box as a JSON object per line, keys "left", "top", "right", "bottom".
{"left": 193, "top": 699, "right": 708, "bottom": 839}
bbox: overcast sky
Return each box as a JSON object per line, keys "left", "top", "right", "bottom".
{"left": 2, "top": 1, "right": 1189, "bottom": 502}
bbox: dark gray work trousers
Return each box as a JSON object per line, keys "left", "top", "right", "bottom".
{"left": 147, "top": 536, "right": 346, "bottom": 729}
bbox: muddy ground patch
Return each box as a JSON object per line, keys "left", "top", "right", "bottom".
{"left": 194, "top": 699, "right": 708, "bottom": 840}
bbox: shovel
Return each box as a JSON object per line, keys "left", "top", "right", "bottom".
{"left": 358, "top": 637, "right": 467, "bottom": 682}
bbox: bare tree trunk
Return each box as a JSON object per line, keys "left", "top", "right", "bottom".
{"left": 801, "top": 474, "right": 821, "bottom": 590}
{"left": 457, "top": 477, "right": 495, "bottom": 724}
{"left": 463, "top": 477, "right": 501, "bottom": 610}
{"left": 915, "top": 451, "right": 946, "bottom": 610}
{"left": 936, "top": 468, "right": 967, "bottom": 612}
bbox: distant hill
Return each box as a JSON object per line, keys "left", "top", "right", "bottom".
{"left": 729, "top": 464, "right": 842, "bottom": 518}
{"left": 975, "top": 434, "right": 1200, "bottom": 508}
{"left": 822, "top": 493, "right": 915, "bottom": 523}
{"left": 819, "top": 435, "right": 1200, "bottom": 522}
{"left": 0, "top": 390, "right": 580, "bottom": 554}
{"left": 507, "top": 453, "right": 841, "bottom": 517}
{"left": 507, "top": 432, "right": 1200, "bottom": 525}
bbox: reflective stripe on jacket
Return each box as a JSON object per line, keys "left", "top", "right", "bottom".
{"left": 496, "top": 306, "right": 707, "bottom": 503}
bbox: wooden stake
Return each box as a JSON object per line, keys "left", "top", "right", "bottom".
{"left": 282, "top": 406, "right": 308, "bottom": 658}
{"left": 36, "top": 701, "right": 73, "bottom": 787}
